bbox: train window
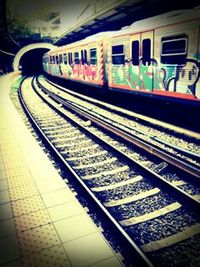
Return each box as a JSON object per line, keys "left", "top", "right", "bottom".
{"left": 59, "top": 54, "right": 63, "bottom": 64}
{"left": 81, "top": 49, "right": 87, "bottom": 64}
{"left": 142, "top": 39, "right": 151, "bottom": 65}
{"left": 112, "top": 45, "right": 123, "bottom": 54}
{"left": 84, "top": 49, "right": 87, "bottom": 64}
{"left": 68, "top": 52, "right": 73, "bottom": 65}
{"left": 74, "top": 52, "right": 80, "bottom": 64}
{"left": 56, "top": 55, "right": 59, "bottom": 64}
{"left": 63, "top": 53, "right": 67, "bottom": 64}
{"left": 81, "top": 50, "right": 84, "bottom": 63}
{"left": 81, "top": 49, "right": 88, "bottom": 64}
{"left": 161, "top": 35, "right": 187, "bottom": 64}
{"left": 52, "top": 56, "right": 55, "bottom": 64}
{"left": 132, "top": 41, "right": 139, "bottom": 65}
{"left": 90, "top": 48, "right": 97, "bottom": 65}
{"left": 112, "top": 45, "right": 124, "bottom": 65}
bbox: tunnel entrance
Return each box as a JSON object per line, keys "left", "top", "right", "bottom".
{"left": 19, "top": 48, "right": 49, "bottom": 75}
{"left": 13, "top": 43, "right": 55, "bottom": 75}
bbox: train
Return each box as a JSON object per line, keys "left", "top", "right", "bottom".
{"left": 43, "top": 7, "right": 200, "bottom": 103}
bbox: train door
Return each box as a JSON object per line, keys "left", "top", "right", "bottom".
{"left": 129, "top": 31, "right": 154, "bottom": 91}
{"left": 61, "top": 52, "right": 68, "bottom": 77}
{"left": 80, "top": 48, "right": 88, "bottom": 81}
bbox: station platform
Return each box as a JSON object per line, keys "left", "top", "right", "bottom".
{"left": 0, "top": 73, "right": 124, "bottom": 267}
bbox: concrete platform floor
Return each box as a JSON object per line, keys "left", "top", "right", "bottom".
{"left": 0, "top": 73, "right": 125, "bottom": 267}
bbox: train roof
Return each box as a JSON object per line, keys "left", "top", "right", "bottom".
{"left": 114, "top": 8, "right": 200, "bottom": 36}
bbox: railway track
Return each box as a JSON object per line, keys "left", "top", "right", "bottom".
{"left": 38, "top": 76, "right": 200, "bottom": 176}
{"left": 37, "top": 76, "right": 200, "bottom": 198}
{"left": 19, "top": 76, "right": 200, "bottom": 267}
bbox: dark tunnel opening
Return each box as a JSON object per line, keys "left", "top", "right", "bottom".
{"left": 19, "top": 48, "right": 49, "bottom": 76}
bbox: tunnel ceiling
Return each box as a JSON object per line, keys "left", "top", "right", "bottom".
{"left": 19, "top": 48, "right": 49, "bottom": 75}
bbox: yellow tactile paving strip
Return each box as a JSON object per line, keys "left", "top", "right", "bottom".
{"left": 14, "top": 209, "right": 51, "bottom": 232}
{"left": 12, "top": 195, "right": 46, "bottom": 217}
{"left": 0, "top": 74, "right": 124, "bottom": 267}
{"left": 17, "top": 223, "right": 61, "bottom": 256}
{"left": 21, "top": 245, "right": 71, "bottom": 267}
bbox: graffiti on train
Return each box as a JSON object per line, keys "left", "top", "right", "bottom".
{"left": 154, "top": 58, "right": 200, "bottom": 98}
{"left": 114, "top": 55, "right": 200, "bottom": 98}
{"left": 60, "top": 63, "right": 97, "bottom": 80}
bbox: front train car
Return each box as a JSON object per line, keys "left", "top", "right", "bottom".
{"left": 42, "top": 33, "right": 111, "bottom": 87}
{"left": 106, "top": 7, "right": 200, "bottom": 103}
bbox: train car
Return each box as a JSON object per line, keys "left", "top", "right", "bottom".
{"left": 107, "top": 8, "right": 200, "bottom": 101}
{"left": 43, "top": 7, "right": 200, "bottom": 103}
{"left": 44, "top": 32, "right": 115, "bottom": 87}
